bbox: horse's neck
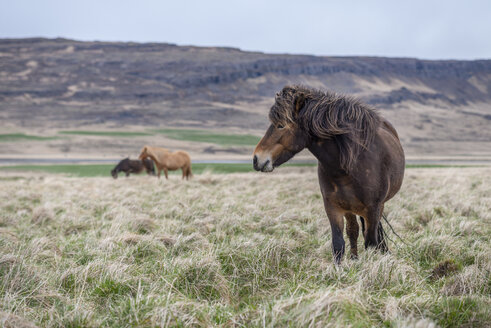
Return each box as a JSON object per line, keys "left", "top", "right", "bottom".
{"left": 146, "top": 152, "right": 161, "bottom": 165}
{"left": 154, "top": 151, "right": 169, "bottom": 165}
{"left": 308, "top": 139, "right": 345, "bottom": 176}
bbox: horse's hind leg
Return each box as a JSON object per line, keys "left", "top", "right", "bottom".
{"left": 376, "top": 205, "right": 388, "bottom": 252}
{"left": 181, "top": 167, "right": 186, "bottom": 180}
{"left": 377, "top": 220, "right": 388, "bottom": 253}
{"left": 364, "top": 206, "right": 382, "bottom": 249}
{"left": 345, "top": 213, "right": 359, "bottom": 259}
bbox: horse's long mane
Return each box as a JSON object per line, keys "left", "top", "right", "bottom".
{"left": 270, "top": 85, "right": 381, "bottom": 172}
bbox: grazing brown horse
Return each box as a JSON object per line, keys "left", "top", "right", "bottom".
{"left": 111, "top": 157, "right": 155, "bottom": 179}
{"left": 253, "top": 85, "right": 405, "bottom": 263}
{"left": 139, "top": 146, "right": 192, "bottom": 180}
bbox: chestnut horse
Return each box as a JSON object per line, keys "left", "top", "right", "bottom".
{"left": 253, "top": 86, "right": 405, "bottom": 263}
{"left": 139, "top": 146, "right": 192, "bottom": 180}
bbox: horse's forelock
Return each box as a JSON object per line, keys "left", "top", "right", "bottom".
{"left": 269, "top": 86, "right": 301, "bottom": 126}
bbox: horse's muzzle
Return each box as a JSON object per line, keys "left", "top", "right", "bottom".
{"left": 253, "top": 155, "right": 273, "bottom": 172}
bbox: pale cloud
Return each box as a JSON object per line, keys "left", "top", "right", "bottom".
{"left": 0, "top": 0, "right": 490, "bottom": 59}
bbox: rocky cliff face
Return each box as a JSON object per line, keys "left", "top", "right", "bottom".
{"left": 1, "top": 38, "right": 490, "bottom": 155}
{"left": 2, "top": 38, "right": 489, "bottom": 103}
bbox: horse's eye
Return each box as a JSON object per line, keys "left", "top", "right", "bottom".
{"left": 276, "top": 124, "right": 284, "bottom": 129}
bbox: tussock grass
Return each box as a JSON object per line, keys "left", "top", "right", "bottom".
{"left": 0, "top": 168, "right": 489, "bottom": 327}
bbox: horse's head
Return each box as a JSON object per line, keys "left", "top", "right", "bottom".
{"left": 253, "top": 86, "right": 311, "bottom": 172}
{"left": 143, "top": 158, "right": 156, "bottom": 175}
{"left": 139, "top": 146, "right": 150, "bottom": 161}
{"left": 110, "top": 168, "right": 118, "bottom": 179}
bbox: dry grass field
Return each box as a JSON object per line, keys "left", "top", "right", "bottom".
{"left": 0, "top": 167, "right": 490, "bottom": 327}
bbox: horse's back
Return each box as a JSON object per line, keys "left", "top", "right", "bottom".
{"left": 129, "top": 159, "right": 144, "bottom": 170}
{"left": 382, "top": 119, "right": 400, "bottom": 140}
{"left": 151, "top": 146, "right": 170, "bottom": 155}
{"left": 148, "top": 146, "right": 170, "bottom": 163}
{"left": 175, "top": 150, "right": 191, "bottom": 162}
{"left": 116, "top": 158, "right": 131, "bottom": 170}
{"left": 172, "top": 151, "right": 191, "bottom": 167}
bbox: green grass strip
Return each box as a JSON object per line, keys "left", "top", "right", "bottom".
{"left": 59, "top": 131, "right": 152, "bottom": 137}
{"left": 0, "top": 164, "right": 115, "bottom": 177}
{"left": 0, "top": 133, "right": 56, "bottom": 142}
{"left": 0, "top": 163, "right": 316, "bottom": 177}
{"left": 153, "top": 129, "right": 261, "bottom": 146}
{"left": 405, "top": 164, "right": 479, "bottom": 168}
{"left": 0, "top": 163, "right": 481, "bottom": 177}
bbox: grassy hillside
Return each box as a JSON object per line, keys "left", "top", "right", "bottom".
{"left": 59, "top": 131, "right": 152, "bottom": 137}
{"left": 153, "top": 129, "right": 261, "bottom": 146}
{"left": 0, "top": 133, "right": 56, "bottom": 142}
{"left": 0, "top": 167, "right": 489, "bottom": 327}
{"left": 57, "top": 129, "right": 260, "bottom": 146}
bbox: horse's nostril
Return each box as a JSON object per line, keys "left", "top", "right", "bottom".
{"left": 253, "top": 155, "right": 261, "bottom": 171}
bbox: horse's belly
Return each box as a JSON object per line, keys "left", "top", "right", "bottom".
{"left": 332, "top": 194, "right": 367, "bottom": 216}
{"left": 321, "top": 181, "right": 368, "bottom": 216}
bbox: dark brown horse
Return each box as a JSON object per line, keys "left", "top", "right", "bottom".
{"left": 253, "top": 85, "right": 405, "bottom": 263}
{"left": 111, "top": 158, "right": 155, "bottom": 179}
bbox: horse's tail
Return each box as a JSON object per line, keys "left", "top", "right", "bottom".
{"left": 186, "top": 164, "right": 193, "bottom": 179}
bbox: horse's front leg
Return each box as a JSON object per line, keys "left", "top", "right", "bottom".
{"left": 324, "top": 206, "right": 345, "bottom": 264}
{"left": 163, "top": 168, "right": 169, "bottom": 179}
{"left": 345, "top": 213, "right": 359, "bottom": 259}
{"left": 364, "top": 205, "right": 388, "bottom": 252}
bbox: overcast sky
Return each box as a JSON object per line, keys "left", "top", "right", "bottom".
{"left": 1, "top": 0, "right": 490, "bottom": 60}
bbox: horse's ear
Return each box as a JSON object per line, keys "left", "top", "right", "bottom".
{"left": 294, "top": 93, "right": 306, "bottom": 116}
